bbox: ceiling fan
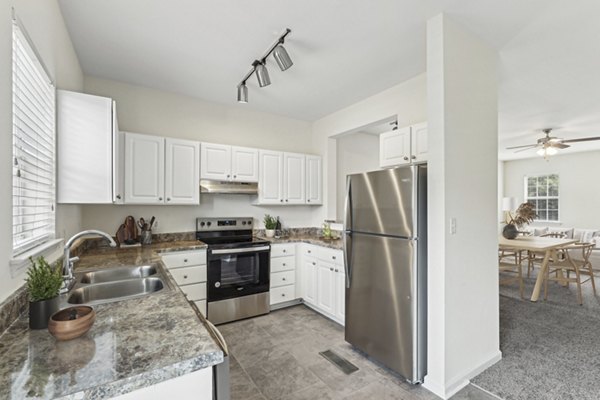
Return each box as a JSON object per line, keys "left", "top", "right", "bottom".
{"left": 507, "top": 128, "right": 600, "bottom": 157}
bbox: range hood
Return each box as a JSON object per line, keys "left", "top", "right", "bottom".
{"left": 200, "top": 180, "right": 258, "bottom": 195}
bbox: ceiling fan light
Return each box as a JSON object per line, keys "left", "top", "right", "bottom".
{"left": 536, "top": 148, "right": 546, "bottom": 157}
{"left": 255, "top": 62, "right": 271, "bottom": 87}
{"left": 273, "top": 44, "right": 293, "bottom": 71}
{"left": 237, "top": 83, "right": 248, "bottom": 103}
{"left": 547, "top": 147, "right": 558, "bottom": 155}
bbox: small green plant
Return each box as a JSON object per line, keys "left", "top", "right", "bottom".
{"left": 263, "top": 214, "right": 277, "bottom": 230}
{"left": 26, "top": 256, "right": 63, "bottom": 302}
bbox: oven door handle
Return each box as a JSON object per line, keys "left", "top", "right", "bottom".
{"left": 211, "top": 246, "right": 270, "bottom": 255}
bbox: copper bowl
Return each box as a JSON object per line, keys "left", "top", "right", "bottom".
{"left": 48, "top": 306, "right": 95, "bottom": 341}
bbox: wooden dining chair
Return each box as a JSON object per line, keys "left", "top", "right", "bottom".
{"left": 544, "top": 243, "right": 596, "bottom": 305}
{"left": 527, "top": 232, "right": 567, "bottom": 277}
{"left": 499, "top": 249, "right": 525, "bottom": 299}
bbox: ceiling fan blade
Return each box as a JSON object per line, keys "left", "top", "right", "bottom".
{"left": 506, "top": 144, "right": 538, "bottom": 150}
{"left": 561, "top": 136, "right": 600, "bottom": 143}
{"left": 514, "top": 146, "right": 539, "bottom": 153}
{"left": 552, "top": 143, "right": 570, "bottom": 149}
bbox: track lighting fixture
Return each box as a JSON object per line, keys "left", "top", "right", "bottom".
{"left": 237, "top": 28, "right": 293, "bottom": 103}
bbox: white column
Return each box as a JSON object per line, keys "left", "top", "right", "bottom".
{"left": 425, "top": 14, "right": 500, "bottom": 399}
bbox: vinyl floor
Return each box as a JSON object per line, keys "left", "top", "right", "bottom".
{"left": 218, "top": 304, "right": 499, "bottom": 400}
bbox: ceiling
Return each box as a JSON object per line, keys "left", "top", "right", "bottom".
{"left": 58, "top": 0, "right": 600, "bottom": 159}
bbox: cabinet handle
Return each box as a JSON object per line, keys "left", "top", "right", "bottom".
{"left": 116, "top": 194, "right": 121, "bottom": 199}
{"left": 167, "top": 197, "right": 171, "bottom": 201}
{"left": 184, "top": 259, "right": 188, "bottom": 263}
{"left": 335, "top": 269, "right": 339, "bottom": 272}
{"left": 307, "top": 199, "right": 310, "bottom": 202}
{"left": 282, "top": 263, "right": 286, "bottom": 266}
{"left": 312, "top": 262, "right": 316, "bottom": 265}
{"left": 330, "top": 267, "right": 334, "bottom": 271}
{"left": 332, "top": 256, "right": 336, "bottom": 260}
{"left": 308, "top": 250, "right": 311, "bottom": 254}
{"left": 283, "top": 249, "right": 286, "bottom": 253}
{"left": 282, "top": 293, "right": 286, "bottom": 297}
{"left": 233, "top": 175, "right": 237, "bottom": 178}
{"left": 159, "top": 197, "right": 163, "bottom": 201}
{"left": 227, "top": 174, "right": 230, "bottom": 178}
{"left": 280, "top": 199, "right": 284, "bottom": 203}
{"left": 183, "top": 275, "right": 188, "bottom": 279}
{"left": 411, "top": 155, "right": 416, "bottom": 160}
{"left": 403, "top": 156, "right": 409, "bottom": 161}
{"left": 285, "top": 199, "right": 289, "bottom": 202}
{"left": 282, "top": 277, "right": 286, "bottom": 281}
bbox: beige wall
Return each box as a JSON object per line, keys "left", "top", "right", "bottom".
{"left": 81, "top": 77, "right": 320, "bottom": 234}
{"left": 335, "top": 133, "right": 380, "bottom": 220}
{"left": 503, "top": 150, "right": 600, "bottom": 229}
{"left": 0, "top": 0, "right": 83, "bottom": 302}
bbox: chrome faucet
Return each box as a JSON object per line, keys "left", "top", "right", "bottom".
{"left": 61, "top": 230, "right": 117, "bottom": 294}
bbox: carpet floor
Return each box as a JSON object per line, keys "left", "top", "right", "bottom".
{"left": 472, "top": 269, "right": 600, "bottom": 400}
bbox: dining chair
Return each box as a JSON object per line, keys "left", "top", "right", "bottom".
{"left": 527, "top": 232, "right": 567, "bottom": 278}
{"left": 499, "top": 249, "right": 525, "bottom": 299}
{"left": 544, "top": 243, "right": 596, "bottom": 305}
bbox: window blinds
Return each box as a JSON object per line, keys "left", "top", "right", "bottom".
{"left": 12, "top": 22, "right": 56, "bottom": 256}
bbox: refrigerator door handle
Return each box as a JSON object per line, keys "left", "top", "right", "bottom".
{"left": 343, "top": 231, "right": 352, "bottom": 288}
{"left": 344, "top": 176, "right": 352, "bottom": 232}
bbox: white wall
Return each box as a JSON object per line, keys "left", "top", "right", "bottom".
{"left": 425, "top": 14, "right": 500, "bottom": 398}
{"left": 0, "top": 0, "right": 83, "bottom": 302}
{"left": 81, "top": 77, "right": 319, "bottom": 233}
{"left": 335, "top": 132, "right": 380, "bottom": 221}
{"left": 503, "top": 150, "right": 600, "bottom": 229}
{"left": 312, "top": 73, "right": 427, "bottom": 222}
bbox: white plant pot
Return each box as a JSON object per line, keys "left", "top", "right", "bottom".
{"left": 265, "top": 229, "right": 275, "bottom": 238}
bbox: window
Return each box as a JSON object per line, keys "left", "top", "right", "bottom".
{"left": 525, "top": 174, "right": 559, "bottom": 222}
{"left": 12, "top": 21, "right": 56, "bottom": 256}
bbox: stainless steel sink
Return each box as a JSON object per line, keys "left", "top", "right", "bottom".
{"left": 67, "top": 277, "right": 166, "bottom": 305}
{"left": 79, "top": 265, "right": 157, "bottom": 284}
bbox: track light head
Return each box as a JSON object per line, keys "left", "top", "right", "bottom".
{"left": 273, "top": 44, "right": 293, "bottom": 71}
{"left": 254, "top": 61, "right": 271, "bottom": 87}
{"left": 237, "top": 83, "right": 248, "bottom": 103}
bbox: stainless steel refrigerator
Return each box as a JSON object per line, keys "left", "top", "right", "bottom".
{"left": 343, "top": 164, "right": 427, "bottom": 383}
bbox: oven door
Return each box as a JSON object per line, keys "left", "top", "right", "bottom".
{"left": 207, "top": 245, "right": 270, "bottom": 302}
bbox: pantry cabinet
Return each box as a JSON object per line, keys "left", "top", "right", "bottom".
{"left": 379, "top": 122, "right": 428, "bottom": 168}
{"left": 124, "top": 132, "right": 199, "bottom": 205}
{"left": 201, "top": 143, "right": 258, "bottom": 182}
{"left": 57, "top": 90, "right": 124, "bottom": 204}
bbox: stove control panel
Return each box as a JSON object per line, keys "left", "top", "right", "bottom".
{"left": 196, "top": 217, "right": 254, "bottom": 231}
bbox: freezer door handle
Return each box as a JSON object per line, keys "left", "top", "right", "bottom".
{"left": 344, "top": 177, "right": 353, "bottom": 232}
{"left": 343, "top": 231, "right": 352, "bottom": 288}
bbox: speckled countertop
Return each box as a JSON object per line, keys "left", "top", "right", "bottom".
{"left": 0, "top": 240, "right": 222, "bottom": 400}
{"left": 259, "top": 235, "right": 343, "bottom": 250}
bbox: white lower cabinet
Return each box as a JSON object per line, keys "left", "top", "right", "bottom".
{"left": 270, "top": 244, "right": 299, "bottom": 306}
{"left": 161, "top": 249, "right": 208, "bottom": 316}
{"left": 299, "top": 244, "right": 345, "bottom": 325}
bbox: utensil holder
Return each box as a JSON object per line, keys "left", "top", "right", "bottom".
{"left": 140, "top": 230, "right": 152, "bottom": 245}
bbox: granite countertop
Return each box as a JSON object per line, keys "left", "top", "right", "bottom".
{"left": 259, "top": 235, "right": 343, "bottom": 250}
{"left": 0, "top": 240, "right": 221, "bottom": 400}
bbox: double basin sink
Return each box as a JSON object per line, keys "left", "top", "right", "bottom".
{"left": 67, "top": 265, "right": 170, "bottom": 305}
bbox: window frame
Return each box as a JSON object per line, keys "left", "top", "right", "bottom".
{"left": 523, "top": 174, "right": 560, "bottom": 223}
{"left": 12, "top": 17, "right": 57, "bottom": 257}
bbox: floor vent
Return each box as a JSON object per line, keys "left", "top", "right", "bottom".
{"left": 319, "top": 350, "right": 359, "bottom": 374}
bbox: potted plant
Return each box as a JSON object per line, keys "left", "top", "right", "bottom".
{"left": 263, "top": 214, "right": 277, "bottom": 238}
{"left": 26, "top": 256, "right": 63, "bottom": 329}
{"left": 503, "top": 202, "right": 537, "bottom": 239}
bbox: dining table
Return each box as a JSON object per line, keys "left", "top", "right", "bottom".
{"left": 498, "top": 235, "right": 577, "bottom": 301}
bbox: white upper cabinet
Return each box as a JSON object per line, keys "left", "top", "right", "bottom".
{"left": 57, "top": 90, "right": 123, "bottom": 204}
{"left": 258, "top": 150, "right": 284, "bottom": 204}
{"left": 305, "top": 155, "right": 322, "bottom": 205}
{"left": 201, "top": 143, "right": 231, "bottom": 181}
{"left": 231, "top": 146, "right": 259, "bottom": 182}
{"left": 124, "top": 132, "right": 165, "bottom": 204}
{"left": 283, "top": 152, "right": 306, "bottom": 204}
{"left": 165, "top": 138, "right": 200, "bottom": 204}
{"left": 411, "top": 122, "right": 428, "bottom": 163}
{"left": 201, "top": 143, "right": 259, "bottom": 183}
{"left": 379, "top": 123, "right": 428, "bottom": 168}
{"left": 380, "top": 126, "right": 411, "bottom": 167}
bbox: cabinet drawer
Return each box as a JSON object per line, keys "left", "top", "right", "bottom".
{"left": 161, "top": 250, "right": 207, "bottom": 269}
{"left": 194, "top": 300, "right": 207, "bottom": 317}
{"left": 180, "top": 283, "right": 206, "bottom": 301}
{"left": 271, "top": 256, "right": 295, "bottom": 273}
{"left": 270, "top": 285, "right": 295, "bottom": 305}
{"left": 271, "top": 270, "right": 295, "bottom": 288}
{"left": 170, "top": 265, "right": 207, "bottom": 286}
{"left": 302, "top": 245, "right": 319, "bottom": 258}
{"left": 317, "top": 247, "right": 343, "bottom": 265}
{"left": 271, "top": 243, "right": 295, "bottom": 258}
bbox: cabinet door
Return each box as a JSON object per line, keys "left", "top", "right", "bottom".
{"left": 258, "top": 150, "right": 283, "bottom": 204}
{"left": 317, "top": 262, "right": 336, "bottom": 316}
{"left": 57, "top": 90, "right": 114, "bottom": 203}
{"left": 305, "top": 155, "right": 322, "bottom": 205}
{"left": 200, "top": 143, "right": 231, "bottom": 181}
{"left": 112, "top": 103, "right": 125, "bottom": 204}
{"left": 302, "top": 257, "right": 318, "bottom": 306}
{"left": 283, "top": 153, "right": 306, "bottom": 204}
{"left": 335, "top": 268, "right": 346, "bottom": 324}
{"left": 231, "top": 146, "right": 259, "bottom": 182}
{"left": 411, "top": 122, "right": 428, "bottom": 162}
{"left": 379, "top": 126, "right": 411, "bottom": 168}
{"left": 165, "top": 138, "right": 200, "bottom": 205}
{"left": 124, "top": 132, "right": 165, "bottom": 204}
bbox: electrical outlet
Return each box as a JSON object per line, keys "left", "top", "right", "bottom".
{"left": 450, "top": 218, "right": 457, "bottom": 235}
